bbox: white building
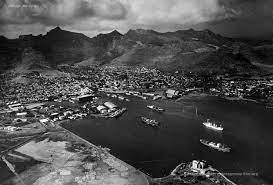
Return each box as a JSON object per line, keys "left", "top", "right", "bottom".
{"left": 64, "top": 111, "right": 73, "bottom": 116}
{"left": 104, "top": 102, "right": 118, "bottom": 110}
{"left": 165, "top": 89, "right": 180, "bottom": 98}
{"left": 97, "top": 105, "right": 107, "bottom": 113}
{"left": 40, "top": 118, "right": 49, "bottom": 123}
{"left": 16, "top": 112, "right": 27, "bottom": 116}
{"left": 191, "top": 160, "right": 208, "bottom": 174}
{"left": 9, "top": 103, "right": 24, "bottom": 111}
{"left": 1, "top": 126, "right": 19, "bottom": 132}
{"left": 14, "top": 118, "right": 27, "bottom": 123}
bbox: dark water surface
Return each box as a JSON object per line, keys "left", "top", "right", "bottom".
{"left": 62, "top": 95, "right": 273, "bottom": 185}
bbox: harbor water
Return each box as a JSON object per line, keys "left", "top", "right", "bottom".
{"left": 62, "top": 95, "right": 273, "bottom": 185}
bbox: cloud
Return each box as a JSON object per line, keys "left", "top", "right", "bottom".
{"left": 0, "top": 0, "right": 127, "bottom": 26}
{"left": 126, "top": 0, "right": 228, "bottom": 25}
{"left": 218, "top": 0, "right": 272, "bottom": 17}
{"left": 68, "top": 0, "right": 239, "bottom": 34}
{"left": 0, "top": 0, "right": 271, "bottom": 38}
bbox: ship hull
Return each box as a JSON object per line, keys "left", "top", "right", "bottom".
{"left": 147, "top": 105, "right": 165, "bottom": 112}
{"left": 141, "top": 117, "right": 159, "bottom": 127}
{"left": 200, "top": 140, "right": 230, "bottom": 152}
{"left": 202, "top": 123, "right": 223, "bottom": 131}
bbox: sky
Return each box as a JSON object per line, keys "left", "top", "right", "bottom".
{"left": 0, "top": 0, "right": 272, "bottom": 39}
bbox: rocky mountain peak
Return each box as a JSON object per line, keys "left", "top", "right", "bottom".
{"left": 126, "top": 29, "right": 157, "bottom": 36}
{"left": 46, "top": 26, "right": 66, "bottom": 36}
{"left": 51, "top": 26, "right": 62, "bottom": 32}
{"left": 110, "top": 30, "right": 122, "bottom": 36}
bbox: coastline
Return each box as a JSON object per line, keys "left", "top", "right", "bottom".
{"left": 68, "top": 92, "right": 272, "bottom": 184}
{"left": 58, "top": 120, "right": 237, "bottom": 185}
{"left": 58, "top": 124, "right": 149, "bottom": 180}
{"left": 1, "top": 123, "right": 150, "bottom": 185}
{"left": 176, "top": 92, "right": 270, "bottom": 107}
{"left": 2, "top": 90, "right": 271, "bottom": 184}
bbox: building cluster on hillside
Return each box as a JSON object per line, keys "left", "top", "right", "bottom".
{"left": 210, "top": 79, "right": 273, "bottom": 103}
{"left": 1, "top": 65, "right": 273, "bottom": 115}
{"left": 1, "top": 75, "right": 94, "bottom": 104}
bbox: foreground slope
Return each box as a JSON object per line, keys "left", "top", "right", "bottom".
{"left": 1, "top": 129, "right": 149, "bottom": 185}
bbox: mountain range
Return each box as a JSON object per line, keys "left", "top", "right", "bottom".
{"left": 0, "top": 27, "right": 272, "bottom": 76}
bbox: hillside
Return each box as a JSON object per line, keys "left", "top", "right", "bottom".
{"left": 252, "top": 45, "right": 273, "bottom": 65}
{"left": 108, "top": 29, "right": 264, "bottom": 75}
{"left": 0, "top": 27, "right": 271, "bottom": 76}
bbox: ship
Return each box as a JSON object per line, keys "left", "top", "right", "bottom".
{"left": 108, "top": 108, "right": 127, "bottom": 118}
{"left": 90, "top": 108, "right": 127, "bottom": 118}
{"left": 200, "top": 139, "right": 231, "bottom": 152}
{"left": 203, "top": 119, "right": 223, "bottom": 131}
{"left": 147, "top": 105, "right": 165, "bottom": 112}
{"left": 141, "top": 117, "right": 159, "bottom": 127}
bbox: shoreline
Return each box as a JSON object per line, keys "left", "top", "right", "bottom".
{"left": 176, "top": 92, "right": 271, "bottom": 107}
{"left": 57, "top": 111, "right": 235, "bottom": 185}
{"left": 1, "top": 123, "right": 150, "bottom": 185}
{"left": 58, "top": 123, "right": 239, "bottom": 185}
{"left": 2, "top": 91, "right": 270, "bottom": 184}
{"left": 58, "top": 124, "right": 150, "bottom": 182}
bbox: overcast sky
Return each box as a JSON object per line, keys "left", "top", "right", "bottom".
{"left": 0, "top": 0, "right": 272, "bottom": 39}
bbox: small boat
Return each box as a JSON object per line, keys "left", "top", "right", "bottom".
{"left": 200, "top": 139, "right": 231, "bottom": 152}
{"left": 203, "top": 119, "right": 223, "bottom": 131}
{"left": 141, "top": 117, "right": 159, "bottom": 127}
{"left": 147, "top": 105, "right": 165, "bottom": 112}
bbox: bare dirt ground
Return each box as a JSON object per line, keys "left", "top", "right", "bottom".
{"left": 1, "top": 131, "right": 149, "bottom": 185}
